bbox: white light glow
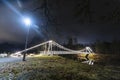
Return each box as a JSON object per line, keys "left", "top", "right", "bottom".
{"left": 10, "top": 51, "right": 22, "bottom": 57}
{"left": 23, "top": 17, "right": 31, "bottom": 26}
{"left": 49, "top": 40, "right": 53, "bottom": 43}
{"left": 15, "top": 51, "right": 21, "bottom": 54}
{"left": 86, "top": 47, "right": 90, "bottom": 50}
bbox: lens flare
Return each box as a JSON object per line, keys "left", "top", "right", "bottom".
{"left": 23, "top": 17, "right": 31, "bottom": 26}
{"left": 2, "top": 0, "right": 22, "bottom": 17}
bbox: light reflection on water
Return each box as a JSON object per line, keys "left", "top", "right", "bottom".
{"left": 82, "top": 59, "right": 94, "bottom": 65}
{"left": 78, "top": 54, "right": 95, "bottom": 65}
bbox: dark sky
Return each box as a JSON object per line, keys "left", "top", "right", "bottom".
{"left": 0, "top": 0, "right": 120, "bottom": 44}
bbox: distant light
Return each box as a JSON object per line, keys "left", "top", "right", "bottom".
{"left": 23, "top": 17, "right": 31, "bottom": 26}
{"left": 49, "top": 40, "right": 53, "bottom": 43}
{"left": 10, "top": 51, "right": 22, "bottom": 57}
{"left": 86, "top": 47, "right": 90, "bottom": 50}
{"left": 15, "top": 51, "right": 21, "bottom": 54}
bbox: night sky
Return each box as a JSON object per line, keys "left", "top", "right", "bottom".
{"left": 0, "top": 0, "right": 120, "bottom": 44}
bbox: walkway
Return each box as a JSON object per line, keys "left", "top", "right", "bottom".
{"left": 0, "top": 57, "right": 22, "bottom": 63}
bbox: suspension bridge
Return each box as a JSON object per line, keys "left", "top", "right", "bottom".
{"left": 16, "top": 40, "right": 93, "bottom": 55}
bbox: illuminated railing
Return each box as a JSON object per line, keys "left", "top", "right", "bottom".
{"left": 16, "top": 40, "right": 94, "bottom": 55}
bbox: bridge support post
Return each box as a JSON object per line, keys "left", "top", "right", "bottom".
{"left": 44, "top": 44, "right": 47, "bottom": 54}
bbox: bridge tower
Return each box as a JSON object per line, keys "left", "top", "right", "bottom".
{"left": 46, "top": 40, "right": 53, "bottom": 55}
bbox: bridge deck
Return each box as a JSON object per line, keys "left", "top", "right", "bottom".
{"left": 39, "top": 51, "right": 86, "bottom": 54}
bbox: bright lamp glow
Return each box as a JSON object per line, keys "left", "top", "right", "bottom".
{"left": 23, "top": 17, "right": 31, "bottom": 26}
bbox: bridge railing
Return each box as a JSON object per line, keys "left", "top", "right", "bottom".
{"left": 15, "top": 40, "right": 94, "bottom": 55}
{"left": 39, "top": 51, "right": 86, "bottom": 54}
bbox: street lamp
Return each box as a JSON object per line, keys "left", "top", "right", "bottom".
{"left": 23, "top": 18, "right": 31, "bottom": 26}
{"left": 22, "top": 17, "right": 32, "bottom": 61}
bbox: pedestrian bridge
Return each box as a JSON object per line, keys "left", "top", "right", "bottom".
{"left": 39, "top": 51, "right": 87, "bottom": 54}
{"left": 17, "top": 40, "right": 94, "bottom": 55}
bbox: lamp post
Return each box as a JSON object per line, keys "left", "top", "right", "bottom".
{"left": 22, "top": 17, "right": 31, "bottom": 61}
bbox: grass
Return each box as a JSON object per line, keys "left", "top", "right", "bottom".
{"left": 0, "top": 55, "right": 120, "bottom": 80}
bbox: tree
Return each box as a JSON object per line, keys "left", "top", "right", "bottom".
{"left": 32, "top": 0, "right": 59, "bottom": 40}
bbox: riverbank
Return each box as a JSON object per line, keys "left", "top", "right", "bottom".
{"left": 0, "top": 55, "right": 120, "bottom": 80}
